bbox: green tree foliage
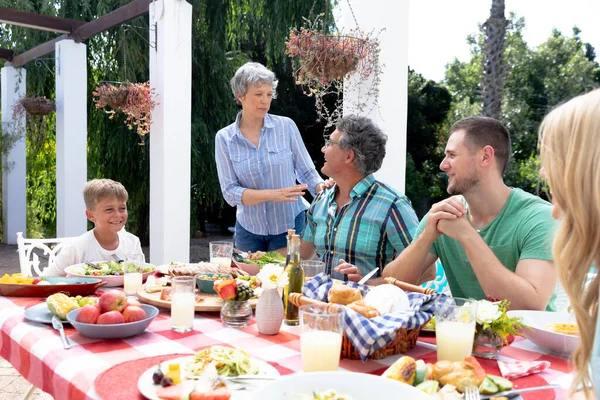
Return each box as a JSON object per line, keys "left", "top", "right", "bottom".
{"left": 443, "top": 14, "right": 600, "bottom": 195}
{"left": 0, "top": 0, "right": 334, "bottom": 240}
{"left": 406, "top": 69, "right": 452, "bottom": 216}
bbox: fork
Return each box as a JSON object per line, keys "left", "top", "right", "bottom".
{"left": 464, "top": 386, "right": 481, "bottom": 400}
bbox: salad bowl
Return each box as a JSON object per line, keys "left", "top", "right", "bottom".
{"left": 65, "top": 261, "right": 156, "bottom": 287}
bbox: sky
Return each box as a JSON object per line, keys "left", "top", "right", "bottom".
{"left": 408, "top": 0, "right": 600, "bottom": 82}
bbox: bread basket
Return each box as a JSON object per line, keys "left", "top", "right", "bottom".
{"left": 290, "top": 277, "right": 435, "bottom": 360}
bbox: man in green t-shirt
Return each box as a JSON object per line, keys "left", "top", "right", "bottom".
{"left": 383, "top": 116, "right": 557, "bottom": 311}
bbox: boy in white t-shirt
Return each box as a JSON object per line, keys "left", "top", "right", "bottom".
{"left": 43, "top": 179, "right": 143, "bottom": 277}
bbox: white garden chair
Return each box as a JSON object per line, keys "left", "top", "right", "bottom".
{"left": 16, "top": 232, "right": 74, "bottom": 276}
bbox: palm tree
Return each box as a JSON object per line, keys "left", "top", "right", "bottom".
{"left": 481, "top": 0, "right": 509, "bottom": 119}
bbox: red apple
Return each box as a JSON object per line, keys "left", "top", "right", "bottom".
{"left": 122, "top": 305, "right": 147, "bottom": 323}
{"left": 123, "top": 298, "right": 142, "bottom": 310}
{"left": 76, "top": 305, "right": 101, "bottom": 324}
{"left": 99, "top": 290, "right": 127, "bottom": 313}
{"left": 97, "top": 311, "right": 125, "bottom": 325}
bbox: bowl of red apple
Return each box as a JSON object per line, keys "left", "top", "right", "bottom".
{"left": 66, "top": 290, "right": 159, "bottom": 339}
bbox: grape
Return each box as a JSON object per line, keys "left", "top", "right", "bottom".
{"left": 160, "top": 376, "right": 173, "bottom": 387}
{"left": 152, "top": 369, "right": 164, "bottom": 384}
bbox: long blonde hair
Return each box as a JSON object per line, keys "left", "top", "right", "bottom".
{"left": 539, "top": 88, "right": 600, "bottom": 398}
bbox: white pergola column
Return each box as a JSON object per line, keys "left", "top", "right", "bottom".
{"left": 341, "top": 0, "right": 409, "bottom": 193}
{"left": 1, "top": 64, "right": 26, "bottom": 244}
{"left": 149, "top": 0, "right": 192, "bottom": 265}
{"left": 55, "top": 39, "right": 87, "bottom": 237}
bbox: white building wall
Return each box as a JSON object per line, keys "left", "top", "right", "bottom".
{"left": 1, "top": 64, "right": 26, "bottom": 243}
{"left": 341, "top": 0, "right": 410, "bottom": 193}
{"left": 149, "top": 0, "right": 193, "bottom": 265}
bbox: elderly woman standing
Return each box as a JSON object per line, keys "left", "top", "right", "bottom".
{"left": 539, "top": 88, "right": 600, "bottom": 399}
{"left": 215, "top": 62, "right": 326, "bottom": 252}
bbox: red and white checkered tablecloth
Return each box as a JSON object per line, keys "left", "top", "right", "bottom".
{"left": 0, "top": 295, "right": 574, "bottom": 400}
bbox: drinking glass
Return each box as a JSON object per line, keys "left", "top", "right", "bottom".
{"left": 209, "top": 241, "right": 233, "bottom": 270}
{"left": 300, "top": 304, "right": 344, "bottom": 372}
{"left": 301, "top": 260, "right": 326, "bottom": 281}
{"left": 434, "top": 297, "right": 478, "bottom": 362}
{"left": 171, "top": 276, "right": 195, "bottom": 332}
{"left": 123, "top": 253, "right": 144, "bottom": 296}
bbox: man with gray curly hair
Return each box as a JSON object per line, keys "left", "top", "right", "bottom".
{"left": 301, "top": 115, "right": 419, "bottom": 285}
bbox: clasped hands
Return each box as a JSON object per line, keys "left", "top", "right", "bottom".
{"left": 426, "top": 196, "right": 475, "bottom": 242}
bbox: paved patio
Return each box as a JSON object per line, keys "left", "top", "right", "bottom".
{"left": 0, "top": 232, "right": 233, "bottom": 400}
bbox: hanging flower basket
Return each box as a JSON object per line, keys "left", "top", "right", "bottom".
{"left": 286, "top": 29, "right": 368, "bottom": 84}
{"left": 285, "top": 18, "right": 382, "bottom": 129}
{"left": 93, "top": 82, "right": 158, "bottom": 143}
{"left": 19, "top": 96, "right": 55, "bottom": 116}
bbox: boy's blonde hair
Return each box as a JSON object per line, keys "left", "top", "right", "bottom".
{"left": 83, "top": 179, "right": 128, "bottom": 210}
{"left": 539, "top": 88, "right": 600, "bottom": 399}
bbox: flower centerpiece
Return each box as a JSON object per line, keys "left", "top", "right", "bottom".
{"left": 92, "top": 81, "right": 158, "bottom": 144}
{"left": 214, "top": 276, "right": 260, "bottom": 328}
{"left": 473, "top": 299, "right": 523, "bottom": 358}
{"left": 255, "top": 264, "right": 289, "bottom": 335}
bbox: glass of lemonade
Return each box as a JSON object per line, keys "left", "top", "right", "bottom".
{"left": 209, "top": 241, "right": 233, "bottom": 270}
{"left": 171, "top": 276, "right": 196, "bottom": 332}
{"left": 435, "top": 297, "right": 478, "bottom": 362}
{"left": 123, "top": 254, "right": 144, "bottom": 296}
{"left": 300, "top": 304, "right": 344, "bottom": 372}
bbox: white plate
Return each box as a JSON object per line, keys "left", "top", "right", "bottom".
{"left": 507, "top": 310, "right": 579, "bottom": 357}
{"left": 65, "top": 262, "right": 156, "bottom": 287}
{"left": 251, "top": 371, "right": 433, "bottom": 400}
{"left": 137, "top": 355, "right": 280, "bottom": 400}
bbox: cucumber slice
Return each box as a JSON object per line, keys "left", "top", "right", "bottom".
{"left": 487, "top": 374, "right": 513, "bottom": 391}
{"left": 479, "top": 376, "right": 499, "bottom": 394}
{"left": 415, "top": 380, "right": 439, "bottom": 395}
{"left": 414, "top": 363, "right": 427, "bottom": 385}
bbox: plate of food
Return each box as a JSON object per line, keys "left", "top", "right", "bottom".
{"left": 232, "top": 251, "right": 285, "bottom": 275}
{"left": 137, "top": 345, "right": 280, "bottom": 400}
{"left": 65, "top": 261, "right": 156, "bottom": 287}
{"left": 253, "top": 371, "right": 432, "bottom": 400}
{"left": 0, "top": 275, "right": 106, "bottom": 297}
{"left": 24, "top": 293, "right": 99, "bottom": 323}
{"left": 507, "top": 310, "right": 579, "bottom": 356}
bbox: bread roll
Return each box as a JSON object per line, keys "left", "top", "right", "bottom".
{"left": 328, "top": 286, "right": 362, "bottom": 305}
{"left": 347, "top": 300, "right": 380, "bottom": 318}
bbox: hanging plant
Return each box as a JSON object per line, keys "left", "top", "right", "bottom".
{"left": 285, "top": 16, "right": 382, "bottom": 129}
{"left": 18, "top": 96, "right": 56, "bottom": 116}
{"left": 9, "top": 96, "right": 54, "bottom": 155}
{"left": 93, "top": 82, "right": 158, "bottom": 144}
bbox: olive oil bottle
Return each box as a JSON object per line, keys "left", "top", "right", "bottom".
{"left": 284, "top": 229, "right": 295, "bottom": 266}
{"left": 283, "top": 234, "right": 304, "bottom": 325}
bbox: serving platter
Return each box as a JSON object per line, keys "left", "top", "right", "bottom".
{"left": 136, "top": 286, "right": 259, "bottom": 312}
{"left": 0, "top": 276, "right": 106, "bottom": 297}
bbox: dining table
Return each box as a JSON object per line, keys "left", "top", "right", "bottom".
{"left": 0, "top": 294, "right": 574, "bottom": 400}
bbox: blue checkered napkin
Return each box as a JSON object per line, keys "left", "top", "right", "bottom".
{"left": 302, "top": 273, "right": 445, "bottom": 361}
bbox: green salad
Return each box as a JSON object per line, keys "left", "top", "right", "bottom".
{"left": 245, "top": 251, "right": 286, "bottom": 265}
{"left": 70, "top": 261, "right": 154, "bottom": 277}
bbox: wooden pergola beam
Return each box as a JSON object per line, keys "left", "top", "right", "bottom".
{"left": 10, "top": 0, "right": 153, "bottom": 68}
{"left": 0, "top": 7, "right": 85, "bottom": 34}
{"left": 0, "top": 48, "right": 15, "bottom": 61}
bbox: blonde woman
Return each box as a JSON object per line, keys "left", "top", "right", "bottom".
{"left": 539, "top": 88, "right": 600, "bottom": 399}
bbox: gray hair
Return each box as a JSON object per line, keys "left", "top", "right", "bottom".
{"left": 336, "top": 115, "right": 388, "bottom": 175}
{"left": 230, "top": 62, "right": 278, "bottom": 105}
